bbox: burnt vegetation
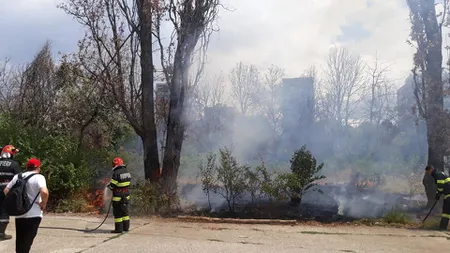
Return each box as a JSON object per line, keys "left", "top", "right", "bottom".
{"left": 1, "top": 0, "right": 450, "bottom": 226}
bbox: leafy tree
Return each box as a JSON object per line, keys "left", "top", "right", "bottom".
{"left": 215, "top": 147, "right": 247, "bottom": 212}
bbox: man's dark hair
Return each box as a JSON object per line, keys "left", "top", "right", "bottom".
{"left": 425, "top": 165, "right": 434, "bottom": 171}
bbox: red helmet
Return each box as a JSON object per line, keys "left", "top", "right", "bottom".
{"left": 112, "top": 157, "right": 124, "bottom": 167}
{"left": 1, "top": 145, "right": 19, "bottom": 158}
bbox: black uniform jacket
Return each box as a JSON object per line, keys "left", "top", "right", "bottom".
{"left": 0, "top": 158, "right": 21, "bottom": 190}
{"left": 432, "top": 169, "right": 450, "bottom": 200}
{"left": 108, "top": 165, "right": 131, "bottom": 202}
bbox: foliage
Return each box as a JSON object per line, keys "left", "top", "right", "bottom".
{"left": 285, "top": 145, "right": 326, "bottom": 205}
{"left": 54, "top": 190, "right": 97, "bottom": 213}
{"left": 130, "top": 180, "right": 180, "bottom": 216}
{"left": 197, "top": 152, "right": 217, "bottom": 211}
{"left": 214, "top": 147, "right": 248, "bottom": 212}
{"left": 197, "top": 145, "right": 326, "bottom": 212}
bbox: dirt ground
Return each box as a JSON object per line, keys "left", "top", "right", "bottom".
{"left": 0, "top": 214, "right": 448, "bottom": 253}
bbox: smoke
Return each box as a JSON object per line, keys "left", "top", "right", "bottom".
{"left": 176, "top": 64, "right": 429, "bottom": 219}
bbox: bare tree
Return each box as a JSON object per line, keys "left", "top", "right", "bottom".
{"left": 59, "top": 0, "right": 160, "bottom": 180}
{"left": 261, "top": 64, "right": 284, "bottom": 133}
{"left": 229, "top": 62, "right": 262, "bottom": 116}
{"left": 323, "top": 46, "right": 367, "bottom": 128}
{"left": 192, "top": 74, "right": 226, "bottom": 118}
{"left": 363, "top": 54, "right": 396, "bottom": 124}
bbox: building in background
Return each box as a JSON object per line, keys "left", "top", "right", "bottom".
{"left": 280, "top": 77, "right": 315, "bottom": 152}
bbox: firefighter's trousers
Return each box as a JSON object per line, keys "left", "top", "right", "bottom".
{"left": 112, "top": 196, "right": 130, "bottom": 233}
{"left": 440, "top": 198, "right": 450, "bottom": 230}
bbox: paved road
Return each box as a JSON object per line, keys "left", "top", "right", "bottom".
{"left": 0, "top": 215, "right": 448, "bottom": 253}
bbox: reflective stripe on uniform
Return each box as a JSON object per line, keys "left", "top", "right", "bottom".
{"left": 112, "top": 196, "right": 130, "bottom": 202}
{"left": 438, "top": 188, "right": 444, "bottom": 192}
{"left": 110, "top": 179, "right": 131, "bottom": 187}
{"left": 122, "top": 216, "right": 130, "bottom": 221}
{"left": 445, "top": 194, "right": 450, "bottom": 199}
{"left": 442, "top": 213, "right": 450, "bottom": 219}
{"left": 112, "top": 197, "right": 121, "bottom": 202}
{"left": 114, "top": 218, "right": 123, "bottom": 223}
{"left": 437, "top": 178, "right": 450, "bottom": 184}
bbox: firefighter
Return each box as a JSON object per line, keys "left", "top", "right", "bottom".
{"left": 425, "top": 165, "right": 450, "bottom": 230}
{"left": 0, "top": 145, "right": 21, "bottom": 240}
{"left": 107, "top": 157, "right": 131, "bottom": 233}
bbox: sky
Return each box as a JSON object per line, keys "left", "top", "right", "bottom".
{"left": 0, "top": 0, "right": 442, "bottom": 90}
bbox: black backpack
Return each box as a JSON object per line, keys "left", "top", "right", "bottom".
{"left": 4, "top": 173, "right": 41, "bottom": 216}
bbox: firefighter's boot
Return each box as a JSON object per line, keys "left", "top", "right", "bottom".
{"left": 0, "top": 222, "right": 12, "bottom": 240}
{"left": 439, "top": 217, "right": 449, "bottom": 230}
{"left": 123, "top": 219, "right": 130, "bottom": 232}
{"left": 111, "top": 222, "right": 123, "bottom": 233}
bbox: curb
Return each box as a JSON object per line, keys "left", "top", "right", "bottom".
{"left": 176, "top": 215, "right": 298, "bottom": 225}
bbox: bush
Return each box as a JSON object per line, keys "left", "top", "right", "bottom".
{"left": 283, "top": 145, "right": 326, "bottom": 205}
{"left": 131, "top": 180, "right": 180, "bottom": 216}
{"left": 197, "top": 145, "right": 326, "bottom": 213}
{"left": 215, "top": 147, "right": 248, "bottom": 213}
{"left": 197, "top": 152, "right": 217, "bottom": 211}
{"left": 54, "top": 190, "right": 97, "bottom": 213}
{"left": 0, "top": 116, "right": 112, "bottom": 210}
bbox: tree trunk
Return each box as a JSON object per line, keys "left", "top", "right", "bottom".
{"left": 161, "top": 49, "right": 186, "bottom": 193}
{"left": 421, "top": 0, "right": 445, "bottom": 207}
{"left": 138, "top": 0, "right": 160, "bottom": 181}
{"left": 142, "top": 134, "right": 160, "bottom": 181}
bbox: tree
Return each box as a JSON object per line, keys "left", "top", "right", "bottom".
{"left": 192, "top": 74, "right": 226, "bottom": 118}
{"left": 229, "top": 62, "right": 262, "bottom": 116}
{"left": 60, "top": 0, "right": 163, "bottom": 181}
{"left": 323, "top": 46, "right": 366, "bottom": 128}
{"left": 214, "top": 147, "right": 247, "bottom": 213}
{"left": 198, "top": 151, "right": 217, "bottom": 211}
{"left": 284, "top": 145, "right": 325, "bottom": 206}
{"left": 156, "top": 0, "right": 222, "bottom": 193}
{"left": 407, "top": 0, "right": 447, "bottom": 207}
{"left": 364, "top": 54, "right": 396, "bottom": 125}
{"left": 261, "top": 65, "right": 284, "bottom": 134}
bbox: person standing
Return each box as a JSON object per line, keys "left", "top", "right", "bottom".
{"left": 4, "top": 158, "right": 48, "bottom": 253}
{"left": 107, "top": 157, "right": 131, "bottom": 233}
{"left": 0, "top": 145, "right": 21, "bottom": 240}
{"left": 425, "top": 165, "right": 450, "bottom": 230}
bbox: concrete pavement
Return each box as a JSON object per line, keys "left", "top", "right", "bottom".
{"left": 0, "top": 214, "right": 449, "bottom": 253}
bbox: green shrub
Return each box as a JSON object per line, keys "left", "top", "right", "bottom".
{"left": 130, "top": 180, "right": 180, "bottom": 216}
{"left": 214, "top": 147, "right": 248, "bottom": 213}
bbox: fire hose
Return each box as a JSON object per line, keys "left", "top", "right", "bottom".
{"left": 84, "top": 197, "right": 113, "bottom": 233}
{"left": 422, "top": 199, "right": 438, "bottom": 223}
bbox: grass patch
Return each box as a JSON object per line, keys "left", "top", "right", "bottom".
{"left": 420, "top": 217, "right": 441, "bottom": 230}
{"left": 381, "top": 209, "right": 413, "bottom": 225}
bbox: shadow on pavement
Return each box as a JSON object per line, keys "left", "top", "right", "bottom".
{"left": 39, "top": 226, "right": 112, "bottom": 234}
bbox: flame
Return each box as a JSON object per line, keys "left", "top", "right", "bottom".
{"left": 86, "top": 177, "right": 110, "bottom": 214}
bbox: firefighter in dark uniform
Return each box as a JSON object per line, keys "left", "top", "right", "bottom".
{"left": 107, "top": 157, "right": 131, "bottom": 233}
{"left": 425, "top": 165, "right": 450, "bottom": 230}
{"left": 0, "top": 145, "right": 21, "bottom": 240}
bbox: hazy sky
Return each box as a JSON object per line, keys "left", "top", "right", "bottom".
{"left": 1, "top": 0, "right": 446, "bottom": 89}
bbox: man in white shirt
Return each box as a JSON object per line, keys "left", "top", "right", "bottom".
{"left": 4, "top": 158, "right": 49, "bottom": 253}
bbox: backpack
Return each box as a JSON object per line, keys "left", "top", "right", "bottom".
{"left": 4, "top": 173, "right": 41, "bottom": 216}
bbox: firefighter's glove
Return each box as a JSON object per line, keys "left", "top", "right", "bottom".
{"left": 435, "top": 193, "right": 441, "bottom": 200}
{"left": 106, "top": 183, "right": 112, "bottom": 190}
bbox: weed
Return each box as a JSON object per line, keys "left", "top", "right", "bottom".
{"left": 382, "top": 209, "right": 413, "bottom": 224}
